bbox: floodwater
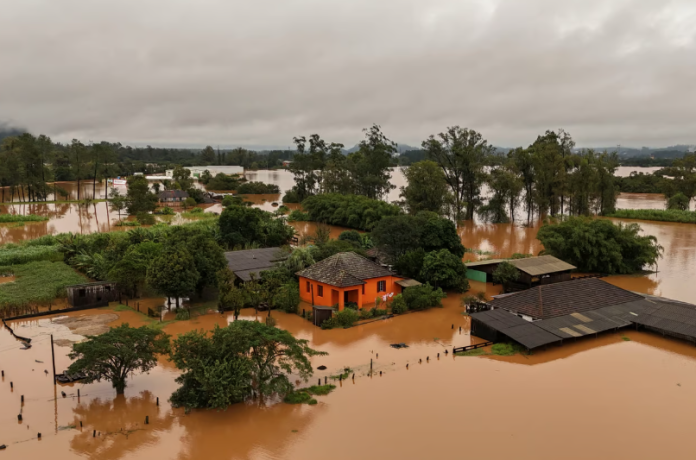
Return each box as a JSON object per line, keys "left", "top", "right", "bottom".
{"left": 4, "top": 293, "right": 696, "bottom": 460}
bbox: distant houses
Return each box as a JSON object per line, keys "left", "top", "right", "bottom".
{"left": 158, "top": 190, "right": 189, "bottom": 207}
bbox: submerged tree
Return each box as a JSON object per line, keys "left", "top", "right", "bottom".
{"left": 400, "top": 160, "right": 452, "bottom": 216}
{"left": 147, "top": 246, "right": 200, "bottom": 308}
{"left": 492, "top": 261, "right": 519, "bottom": 292}
{"left": 68, "top": 324, "right": 170, "bottom": 394}
{"left": 423, "top": 126, "right": 494, "bottom": 221}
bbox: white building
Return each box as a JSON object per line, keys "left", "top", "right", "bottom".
{"left": 163, "top": 166, "right": 244, "bottom": 179}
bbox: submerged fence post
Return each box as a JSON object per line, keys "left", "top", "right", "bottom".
{"left": 50, "top": 334, "right": 57, "bottom": 385}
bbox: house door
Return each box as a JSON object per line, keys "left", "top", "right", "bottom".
{"left": 344, "top": 291, "right": 350, "bottom": 304}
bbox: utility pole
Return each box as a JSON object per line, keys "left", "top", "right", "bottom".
{"left": 50, "top": 334, "right": 57, "bottom": 385}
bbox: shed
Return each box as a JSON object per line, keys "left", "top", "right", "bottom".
{"left": 67, "top": 282, "right": 119, "bottom": 309}
{"left": 224, "top": 248, "right": 288, "bottom": 282}
{"left": 395, "top": 279, "right": 422, "bottom": 289}
{"left": 312, "top": 306, "right": 334, "bottom": 328}
{"left": 465, "top": 255, "right": 575, "bottom": 289}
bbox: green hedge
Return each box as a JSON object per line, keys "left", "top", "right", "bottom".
{"left": 607, "top": 209, "right": 696, "bottom": 224}
{"left": 0, "top": 214, "right": 49, "bottom": 223}
{"left": 301, "top": 194, "right": 402, "bottom": 231}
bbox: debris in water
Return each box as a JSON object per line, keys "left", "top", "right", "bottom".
{"left": 390, "top": 343, "right": 409, "bottom": 349}
{"left": 0, "top": 444, "right": 6, "bottom": 450}
{"left": 317, "top": 365, "right": 327, "bottom": 370}
{"left": 35, "top": 360, "right": 44, "bottom": 363}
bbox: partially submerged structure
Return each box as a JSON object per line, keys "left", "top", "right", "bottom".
{"left": 224, "top": 248, "right": 287, "bottom": 282}
{"left": 465, "top": 255, "right": 575, "bottom": 290}
{"left": 67, "top": 282, "right": 119, "bottom": 309}
{"left": 296, "top": 252, "right": 407, "bottom": 310}
{"left": 158, "top": 190, "right": 189, "bottom": 206}
{"left": 470, "top": 278, "right": 696, "bottom": 351}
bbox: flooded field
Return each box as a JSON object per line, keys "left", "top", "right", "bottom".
{"left": 3, "top": 295, "right": 696, "bottom": 460}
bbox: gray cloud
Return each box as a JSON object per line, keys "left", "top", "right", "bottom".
{"left": 1, "top": 0, "right": 695, "bottom": 148}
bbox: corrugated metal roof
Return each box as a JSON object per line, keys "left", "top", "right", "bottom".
{"left": 470, "top": 309, "right": 561, "bottom": 349}
{"left": 225, "top": 248, "right": 287, "bottom": 281}
{"left": 630, "top": 298, "right": 696, "bottom": 339}
{"left": 507, "top": 255, "right": 576, "bottom": 276}
{"left": 464, "top": 259, "right": 506, "bottom": 268}
{"left": 396, "top": 279, "right": 422, "bottom": 288}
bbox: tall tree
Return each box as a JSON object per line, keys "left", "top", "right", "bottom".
{"left": 200, "top": 146, "right": 216, "bottom": 164}
{"left": 423, "top": 126, "right": 494, "bottom": 221}
{"left": 348, "top": 124, "right": 396, "bottom": 199}
{"left": 67, "top": 324, "right": 170, "bottom": 394}
{"left": 400, "top": 160, "right": 452, "bottom": 216}
{"left": 147, "top": 246, "right": 200, "bottom": 307}
{"left": 125, "top": 175, "right": 158, "bottom": 215}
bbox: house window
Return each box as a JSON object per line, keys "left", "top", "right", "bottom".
{"left": 377, "top": 281, "right": 386, "bottom": 293}
{"left": 306, "top": 281, "right": 310, "bottom": 293}
{"left": 318, "top": 285, "right": 324, "bottom": 297}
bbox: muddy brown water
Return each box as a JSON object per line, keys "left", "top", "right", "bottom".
{"left": 3, "top": 297, "right": 696, "bottom": 460}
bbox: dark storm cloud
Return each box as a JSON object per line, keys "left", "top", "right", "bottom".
{"left": 1, "top": 0, "right": 695, "bottom": 148}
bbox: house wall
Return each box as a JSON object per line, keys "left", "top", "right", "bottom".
{"left": 299, "top": 275, "right": 403, "bottom": 310}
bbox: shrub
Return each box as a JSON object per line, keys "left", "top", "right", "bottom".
{"left": 237, "top": 182, "right": 280, "bottom": 194}
{"left": 537, "top": 217, "right": 664, "bottom": 273}
{"left": 419, "top": 249, "right": 469, "bottom": 292}
{"left": 160, "top": 207, "right": 175, "bottom": 215}
{"left": 282, "top": 189, "right": 301, "bottom": 203}
{"left": 136, "top": 212, "right": 157, "bottom": 225}
{"left": 492, "top": 261, "right": 519, "bottom": 288}
{"left": 116, "top": 220, "right": 141, "bottom": 227}
{"left": 338, "top": 230, "right": 363, "bottom": 245}
{"left": 301, "top": 194, "right": 402, "bottom": 231}
{"left": 272, "top": 282, "right": 300, "bottom": 313}
{"left": 402, "top": 283, "right": 446, "bottom": 311}
{"left": 373, "top": 308, "right": 387, "bottom": 317}
{"left": 188, "top": 207, "right": 204, "bottom": 214}
{"left": 359, "top": 308, "right": 373, "bottom": 319}
{"left": 344, "top": 302, "right": 358, "bottom": 310}
{"left": 322, "top": 308, "right": 360, "bottom": 329}
{"left": 390, "top": 294, "right": 408, "bottom": 314}
{"left": 667, "top": 193, "right": 691, "bottom": 211}
{"left": 288, "top": 210, "right": 311, "bottom": 222}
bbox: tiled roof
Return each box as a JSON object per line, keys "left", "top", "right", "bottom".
{"left": 490, "top": 278, "right": 644, "bottom": 320}
{"left": 296, "top": 252, "right": 394, "bottom": 287}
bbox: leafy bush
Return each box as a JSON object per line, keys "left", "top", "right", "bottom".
{"left": 402, "top": 283, "right": 446, "bottom": 311}
{"left": 359, "top": 308, "right": 373, "bottom": 319}
{"left": 116, "top": 220, "right": 141, "bottom": 227}
{"left": 492, "top": 261, "right": 519, "bottom": 287}
{"left": 277, "top": 205, "right": 290, "bottom": 214}
{"left": 301, "top": 193, "right": 402, "bottom": 231}
{"left": 287, "top": 210, "right": 311, "bottom": 221}
{"left": 188, "top": 207, "right": 204, "bottom": 214}
{"left": 272, "top": 281, "right": 300, "bottom": 313}
{"left": 667, "top": 193, "right": 691, "bottom": 211}
{"left": 419, "top": 249, "right": 469, "bottom": 292}
{"left": 373, "top": 308, "right": 387, "bottom": 317}
{"left": 0, "top": 214, "right": 49, "bottom": 223}
{"left": 222, "top": 195, "right": 248, "bottom": 207}
{"left": 537, "top": 217, "right": 664, "bottom": 273}
{"left": 322, "top": 308, "right": 360, "bottom": 329}
{"left": 390, "top": 294, "right": 408, "bottom": 314}
{"left": 344, "top": 302, "right": 359, "bottom": 310}
{"left": 136, "top": 212, "right": 157, "bottom": 225}
{"left": 338, "top": 230, "right": 363, "bottom": 245}
{"left": 236, "top": 182, "right": 280, "bottom": 194}
{"left": 282, "top": 189, "right": 301, "bottom": 203}
{"left": 160, "top": 207, "right": 175, "bottom": 215}
{"left": 283, "top": 384, "right": 335, "bottom": 405}
{"left": 206, "top": 173, "right": 240, "bottom": 191}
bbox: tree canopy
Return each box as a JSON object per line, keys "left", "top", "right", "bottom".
{"left": 68, "top": 324, "right": 170, "bottom": 394}
{"left": 536, "top": 217, "right": 663, "bottom": 274}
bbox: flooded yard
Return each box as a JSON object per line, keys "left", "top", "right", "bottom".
{"left": 3, "top": 298, "right": 696, "bottom": 460}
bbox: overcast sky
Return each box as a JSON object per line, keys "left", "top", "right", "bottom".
{"left": 1, "top": 0, "right": 695, "bottom": 149}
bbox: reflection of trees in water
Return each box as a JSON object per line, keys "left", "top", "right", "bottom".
{"left": 458, "top": 221, "right": 542, "bottom": 258}
{"left": 176, "top": 402, "right": 319, "bottom": 460}
{"left": 70, "top": 391, "right": 173, "bottom": 460}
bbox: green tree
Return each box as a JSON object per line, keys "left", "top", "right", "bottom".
{"left": 537, "top": 217, "right": 663, "bottom": 274}
{"left": 400, "top": 160, "right": 452, "bottom": 216}
{"left": 108, "top": 187, "right": 127, "bottom": 221}
{"left": 172, "top": 165, "right": 193, "bottom": 191}
{"left": 200, "top": 146, "right": 216, "bottom": 164}
{"left": 423, "top": 126, "right": 494, "bottom": 220}
{"left": 347, "top": 124, "right": 397, "bottom": 199}
{"left": 147, "top": 246, "right": 200, "bottom": 308}
{"left": 67, "top": 324, "right": 170, "bottom": 394}
{"left": 126, "top": 175, "right": 158, "bottom": 215}
{"left": 402, "top": 283, "right": 447, "bottom": 311}
{"left": 419, "top": 249, "right": 469, "bottom": 292}
{"left": 217, "top": 268, "right": 246, "bottom": 320}
{"left": 667, "top": 192, "right": 690, "bottom": 211}
{"left": 492, "top": 261, "right": 519, "bottom": 292}
{"left": 218, "top": 205, "right": 295, "bottom": 249}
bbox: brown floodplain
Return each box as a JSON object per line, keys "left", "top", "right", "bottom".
{"left": 3, "top": 291, "right": 696, "bottom": 460}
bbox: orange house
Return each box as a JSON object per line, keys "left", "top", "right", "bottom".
{"left": 296, "top": 252, "right": 404, "bottom": 311}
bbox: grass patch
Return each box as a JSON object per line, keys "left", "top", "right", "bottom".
{"left": 330, "top": 368, "right": 352, "bottom": 380}
{"left": 181, "top": 210, "right": 216, "bottom": 220}
{"left": 455, "top": 348, "right": 487, "bottom": 357}
{"left": 0, "top": 214, "right": 49, "bottom": 223}
{"left": 491, "top": 343, "right": 525, "bottom": 356}
{"left": 621, "top": 336, "right": 631, "bottom": 341}
{"left": 0, "top": 261, "right": 86, "bottom": 309}
{"left": 283, "top": 384, "right": 336, "bottom": 405}
{"left": 115, "top": 220, "right": 141, "bottom": 227}
{"left": 111, "top": 304, "right": 134, "bottom": 312}
{"left": 0, "top": 244, "right": 63, "bottom": 265}
{"left": 606, "top": 209, "right": 696, "bottom": 224}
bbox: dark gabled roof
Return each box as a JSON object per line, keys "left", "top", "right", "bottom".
{"left": 296, "top": 252, "right": 395, "bottom": 287}
{"left": 630, "top": 298, "right": 696, "bottom": 338}
{"left": 224, "top": 248, "right": 287, "bottom": 282}
{"left": 470, "top": 309, "right": 562, "bottom": 349}
{"left": 490, "top": 278, "right": 645, "bottom": 320}
{"left": 158, "top": 190, "right": 189, "bottom": 199}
